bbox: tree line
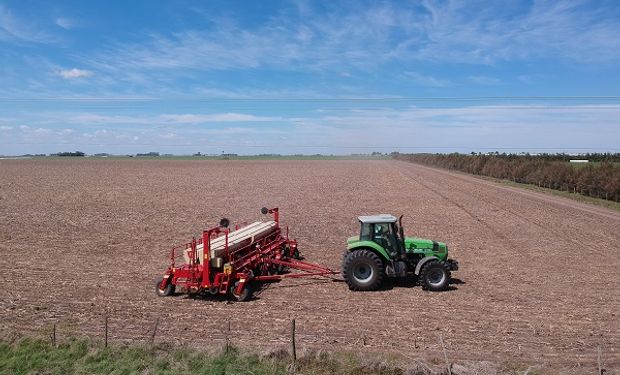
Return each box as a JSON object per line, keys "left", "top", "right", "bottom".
{"left": 393, "top": 153, "right": 620, "bottom": 202}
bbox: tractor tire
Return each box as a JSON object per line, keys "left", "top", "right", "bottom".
{"left": 419, "top": 260, "right": 451, "bottom": 291}
{"left": 155, "top": 278, "right": 175, "bottom": 297}
{"left": 229, "top": 281, "right": 252, "bottom": 302}
{"left": 342, "top": 249, "right": 385, "bottom": 291}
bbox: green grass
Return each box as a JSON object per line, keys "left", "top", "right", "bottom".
{"left": 477, "top": 175, "right": 620, "bottom": 212}
{"left": 0, "top": 338, "right": 286, "bottom": 375}
{"left": 0, "top": 336, "right": 558, "bottom": 375}
{"left": 0, "top": 337, "right": 411, "bottom": 375}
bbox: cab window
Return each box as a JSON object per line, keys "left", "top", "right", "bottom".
{"left": 373, "top": 223, "right": 393, "bottom": 250}
{"left": 360, "top": 222, "right": 372, "bottom": 240}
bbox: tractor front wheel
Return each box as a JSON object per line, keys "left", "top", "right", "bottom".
{"left": 342, "top": 250, "right": 385, "bottom": 291}
{"left": 155, "top": 278, "right": 175, "bottom": 297}
{"left": 419, "top": 260, "right": 451, "bottom": 291}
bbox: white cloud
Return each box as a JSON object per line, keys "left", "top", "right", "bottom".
{"left": 403, "top": 71, "right": 450, "bottom": 87}
{"left": 468, "top": 76, "right": 500, "bottom": 85}
{"left": 78, "top": 1, "right": 620, "bottom": 85}
{"left": 63, "top": 114, "right": 143, "bottom": 124}
{"left": 58, "top": 68, "right": 93, "bottom": 79}
{"left": 414, "top": 1, "right": 620, "bottom": 64}
{"left": 49, "top": 112, "right": 280, "bottom": 125}
{"left": 78, "top": 3, "right": 431, "bottom": 77}
{"left": 0, "top": 4, "right": 55, "bottom": 43}
{"left": 33, "top": 127, "right": 52, "bottom": 135}
{"left": 159, "top": 132, "right": 177, "bottom": 139}
{"left": 300, "top": 104, "right": 620, "bottom": 152}
{"left": 1, "top": 103, "right": 618, "bottom": 156}
{"left": 158, "top": 113, "right": 280, "bottom": 123}
{"left": 55, "top": 17, "right": 76, "bottom": 30}
{"left": 0, "top": 125, "right": 13, "bottom": 130}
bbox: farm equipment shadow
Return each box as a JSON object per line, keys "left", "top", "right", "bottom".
{"left": 163, "top": 277, "right": 463, "bottom": 302}
{"left": 170, "top": 278, "right": 344, "bottom": 303}
{"left": 383, "top": 277, "right": 464, "bottom": 292}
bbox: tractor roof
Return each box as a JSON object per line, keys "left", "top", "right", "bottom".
{"left": 358, "top": 214, "right": 397, "bottom": 223}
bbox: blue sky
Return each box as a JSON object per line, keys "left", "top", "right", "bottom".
{"left": 0, "top": 0, "right": 619, "bottom": 155}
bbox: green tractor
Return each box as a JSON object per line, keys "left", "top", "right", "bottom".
{"left": 342, "top": 214, "right": 458, "bottom": 291}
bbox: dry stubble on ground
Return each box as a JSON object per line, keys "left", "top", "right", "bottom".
{"left": 0, "top": 159, "right": 618, "bottom": 374}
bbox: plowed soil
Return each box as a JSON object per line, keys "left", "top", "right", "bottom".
{"left": 1, "top": 159, "right": 618, "bottom": 374}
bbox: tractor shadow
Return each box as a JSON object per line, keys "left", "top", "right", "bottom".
{"left": 381, "top": 277, "right": 465, "bottom": 292}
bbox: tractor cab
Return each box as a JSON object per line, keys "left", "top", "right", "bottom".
{"left": 358, "top": 214, "right": 404, "bottom": 258}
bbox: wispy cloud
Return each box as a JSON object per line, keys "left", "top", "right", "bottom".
{"left": 468, "top": 75, "right": 500, "bottom": 85}
{"left": 415, "top": 1, "right": 620, "bottom": 64}
{"left": 0, "top": 4, "right": 55, "bottom": 43}
{"left": 403, "top": 71, "right": 451, "bottom": 87}
{"left": 78, "top": 1, "right": 620, "bottom": 86}
{"left": 3, "top": 104, "right": 618, "bottom": 155}
{"left": 158, "top": 113, "right": 281, "bottom": 123}
{"left": 55, "top": 17, "right": 77, "bottom": 30}
{"left": 41, "top": 112, "right": 281, "bottom": 125}
{"left": 288, "top": 104, "right": 620, "bottom": 152}
{"left": 76, "top": 3, "right": 429, "bottom": 80}
{"left": 57, "top": 68, "right": 93, "bottom": 79}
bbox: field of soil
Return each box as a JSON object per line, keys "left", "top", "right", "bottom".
{"left": 1, "top": 159, "right": 618, "bottom": 374}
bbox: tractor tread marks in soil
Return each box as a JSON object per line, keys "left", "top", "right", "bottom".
{"left": 419, "top": 259, "right": 451, "bottom": 291}
{"left": 342, "top": 249, "right": 385, "bottom": 291}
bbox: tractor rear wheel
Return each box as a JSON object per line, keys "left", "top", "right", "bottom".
{"left": 155, "top": 278, "right": 175, "bottom": 297}
{"left": 419, "top": 260, "right": 450, "bottom": 291}
{"left": 342, "top": 249, "right": 385, "bottom": 291}
{"left": 229, "top": 281, "right": 252, "bottom": 302}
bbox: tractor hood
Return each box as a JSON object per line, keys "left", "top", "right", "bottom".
{"left": 347, "top": 235, "right": 360, "bottom": 244}
{"left": 404, "top": 237, "right": 448, "bottom": 257}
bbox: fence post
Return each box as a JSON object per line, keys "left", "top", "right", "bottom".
{"left": 598, "top": 345, "right": 603, "bottom": 375}
{"left": 51, "top": 323, "right": 56, "bottom": 347}
{"left": 149, "top": 318, "right": 159, "bottom": 347}
{"left": 439, "top": 334, "right": 451, "bottom": 375}
{"left": 104, "top": 315, "right": 108, "bottom": 348}
{"left": 225, "top": 320, "right": 231, "bottom": 353}
{"left": 290, "top": 319, "right": 297, "bottom": 361}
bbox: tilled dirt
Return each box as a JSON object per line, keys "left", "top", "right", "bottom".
{"left": 0, "top": 159, "right": 618, "bottom": 374}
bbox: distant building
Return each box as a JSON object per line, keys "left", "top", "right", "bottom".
{"left": 569, "top": 160, "right": 589, "bottom": 163}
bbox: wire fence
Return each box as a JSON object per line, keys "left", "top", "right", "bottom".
{"left": 3, "top": 313, "right": 612, "bottom": 375}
